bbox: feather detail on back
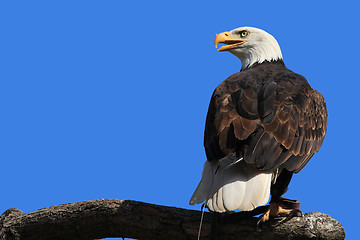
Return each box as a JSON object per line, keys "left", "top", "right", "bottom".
{"left": 190, "top": 155, "right": 272, "bottom": 212}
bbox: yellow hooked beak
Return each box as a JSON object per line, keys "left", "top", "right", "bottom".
{"left": 214, "top": 32, "right": 246, "bottom": 52}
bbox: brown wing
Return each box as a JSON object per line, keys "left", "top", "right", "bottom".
{"left": 204, "top": 64, "right": 327, "bottom": 173}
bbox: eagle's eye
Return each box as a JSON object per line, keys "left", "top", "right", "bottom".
{"left": 239, "top": 30, "right": 249, "bottom": 38}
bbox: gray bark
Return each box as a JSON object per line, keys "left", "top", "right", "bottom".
{"left": 0, "top": 199, "right": 345, "bottom": 240}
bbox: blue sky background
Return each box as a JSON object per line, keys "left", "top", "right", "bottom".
{"left": 1, "top": 1, "right": 359, "bottom": 239}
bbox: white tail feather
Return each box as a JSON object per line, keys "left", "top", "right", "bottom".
{"left": 190, "top": 156, "right": 272, "bottom": 212}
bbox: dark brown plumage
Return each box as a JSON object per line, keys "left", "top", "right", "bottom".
{"left": 204, "top": 60, "right": 327, "bottom": 173}
{"left": 190, "top": 27, "right": 327, "bottom": 222}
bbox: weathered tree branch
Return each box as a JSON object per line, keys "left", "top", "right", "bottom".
{"left": 0, "top": 199, "right": 344, "bottom": 240}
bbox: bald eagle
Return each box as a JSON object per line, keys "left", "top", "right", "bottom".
{"left": 189, "top": 27, "right": 327, "bottom": 222}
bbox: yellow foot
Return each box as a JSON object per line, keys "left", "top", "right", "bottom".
{"left": 257, "top": 199, "right": 302, "bottom": 228}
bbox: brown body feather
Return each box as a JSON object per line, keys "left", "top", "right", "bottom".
{"left": 204, "top": 60, "right": 327, "bottom": 173}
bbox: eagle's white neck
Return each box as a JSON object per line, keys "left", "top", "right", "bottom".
{"left": 235, "top": 45, "right": 283, "bottom": 70}
{"left": 228, "top": 27, "right": 283, "bottom": 70}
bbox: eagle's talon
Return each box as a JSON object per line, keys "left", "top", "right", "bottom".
{"left": 256, "top": 220, "right": 262, "bottom": 232}
{"left": 256, "top": 207, "right": 270, "bottom": 231}
{"left": 283, "top": 212, "right": 295, "bottom": 221}
{"left": 256, "top": 216, "right": 266, "bottom": 231}
{"left": 298, "top": 210, "right": 303, "bottom": 217}
{"left": 289, "top": 208, "right": 302, "bottom": 217}
{"left": 257, "top": 200, "right": 302, "bottom": 226}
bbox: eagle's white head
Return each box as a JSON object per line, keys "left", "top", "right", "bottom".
{"left": 215, "top": 27, "right": 283, "bottom": 70}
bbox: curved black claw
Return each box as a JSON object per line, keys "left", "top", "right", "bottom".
{"left": 283, "top": 209, "right": 302, "bottom": 222}
{"left": 256, "top": 207, "right": 270, "bottom": 231}
{"left": 256, "top": 199, "right": 302, "bottom": 231}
